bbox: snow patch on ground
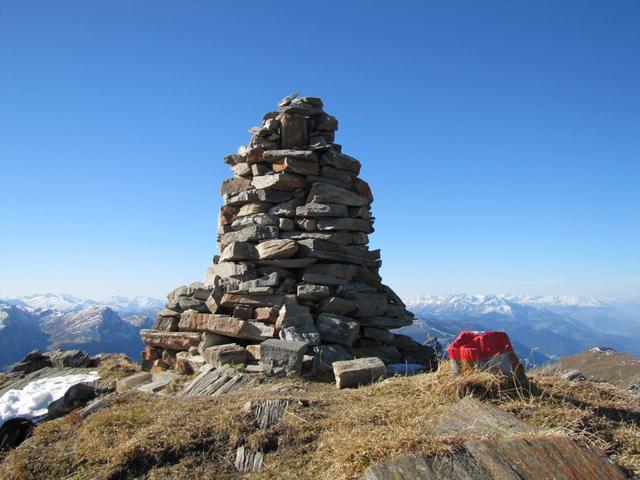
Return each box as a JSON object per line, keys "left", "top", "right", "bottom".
{"left": 0, "top": 372, "right": 99, "bottom": 426}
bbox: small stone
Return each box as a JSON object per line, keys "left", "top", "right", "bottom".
{"left": 255, "top": 306, "right": 278, "bottom": 323}
{"left": 279, "top": 217, "right": 295, "bottom": 231}
{"left": 252, "top": 173, "right": 305, "bottom": 191}
{"left": 275, "top": 302, "right": 314, "bottom": 330}
{"left": 231, "top": 213, "right": 277, "bottom": 230}
{"left": 295, "top": 218, "right": 317, "bottom": 231}
{"left": 295, "top": 203, "right": 348, "bottom": 218}
{"left": 363, "top": 327, "right": 395, "bottom": 345}
{"left": 316, "top": 218, "right": 373, "bottom": 233}
{"left": 279, "top": 325, "right": 321, "bottom": 347}
{"left": 219, "top": 241, "right": 258, "bottom": 262}
{"left": 311, "top": 345, "right": 353, "bottom": 371}
{"left": 260, "top": 339, "right": 307, "bottom": 376}
{"left": 272, "top": 157, "right": 319, "bottom": 176}
{"left": 140, "top": 330, "right": 202, "bottom": 351}
{"left": 220, "top": 177, "right": 252, "bottom": 195}
{"left": 320, "top": 165, "right": 352, "bottom": 183}
{"left": 297, "top": 283, "right": 331, "bottom": 301}
{"left": 202, "top": 344, "right": 247, "bottom": 367}
{"left": 238, "top": 202, "right": 270, "bottom": 216}
{"left": 256, "top": 239, "right": 298, "bottom": 259}
{"left": 153, "top": 316, "right": 179, "bottom": 332}
{"left": 307, "top": 182, "right": 369, "bottom": 206}
{"left": 280, "top": 114, "right": 308, "bottom": 148}
{"left": 316, "top": 313, "right": 360, "bottom": 347}
{"left": 246, "top": 344, "right": 261, "bottom": 361}
{"left": 333, "top": 357, "right": 386, "bottom": 389}
{"left": 318, "top": 296, "right": 358, "bottom": 315}
{"left": 220, "top": 225, "right": 279, "bottom": 248}
{"left": 231, "top": 162, "right": 251, "bottom": 177}
{"left": 320, "top": 150, "right": 361, "bottom": 174}
{"left": 233, "top": 305, "right": 254, "bottom": 320}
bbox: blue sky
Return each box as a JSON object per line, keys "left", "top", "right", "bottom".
{"left": 1, "top": 1, "right": 638, "bottom": 299}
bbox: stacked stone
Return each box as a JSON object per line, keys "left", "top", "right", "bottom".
{"left": 140, "top": 94, "right": 435, "bottom": 376}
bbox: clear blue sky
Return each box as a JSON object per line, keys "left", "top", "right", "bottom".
{"left": 1, "top": 1, "right": 639, "bottom": 299}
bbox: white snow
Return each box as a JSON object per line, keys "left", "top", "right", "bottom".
{"left": 0, "top": 372, "right": 99, "bottom": 426}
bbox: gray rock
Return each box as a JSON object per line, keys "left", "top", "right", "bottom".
{"left": 280, "top": 114, "right": 308, "bottom": 148}
{"left": 260, "top": 339, "right": 307, "bottom": 376}
{"left": 220, "top": 225, "right": 279, "bottom": 247}
{"left": 311, "top": 345, "right": 352, "bottom": 371}
{"left": 230, "top": 213, "right": 277, "bottom": 230}
{"left": 320, "top": 165, "right": 353, "bottom": 183}
{"left": 318, "top": 296, "right": 358, "bottom": 315}
{"left": 301, "top": 272, "right": 348, "bottom": 286}
{"left": 263, "top": 149, "right": 317, "bottom": 162}
{"left": 362, "top": 327, "right": 395, "bottom": 345}
{"left": 307, "top": 182, "right": 369, "bottom": 206}
{"left": 220, "top": 177, "right": 252, "bottom": 195}
{"left": 297, "top": 283, "right": 331, "bottom": 301}
{"left": 279, "top": 325, "right": 321, "bottom": 347}
{"left": 219, "top": 241, "right": 258, "bottom": 262}
{"left": 269, "top": 198, "right": 303, "bottom": 217}
{"left": 279, "top": 217, "right": 294, "bottom": 231}
{"left": 275, "top": 302, "right": 314, "bottom": 330}
{"left": 251, "top": 172, "right": 305, "bottom": 191}
{"left": 295, "top": 203, "right": 348, "bottom": 218}
{"left": 320, "top": 150, "right": 361, "bottom": 174}
{"left": 332, "top": 357, "right": 386, "bottom": 389}
{"left": 316, "top": 313, "right": 360, "bottom": 347}
{"left": 238, "top": 272, "right": 280, "bottom": 291}
{"left": 316, "top": 218, "right": 373, "bottom": 233}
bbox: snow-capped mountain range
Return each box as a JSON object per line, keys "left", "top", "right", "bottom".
{"left": 0, "top": 294, "right": 164, "bottom": 370}
{"left": 4, "top": 293, "right": 163, "bottom": 315}
{"left": 400, "top": 294, "right": 640, "bottom": 365}
{"left": 1, "top": 292, "right": 638, "bottom": 371}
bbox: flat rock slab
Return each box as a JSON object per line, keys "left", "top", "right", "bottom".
{"left": 333, "top": 357, "right": 386, "bottom": 389}
{"left": 139, "top": 330, "right": 202, "bottom": 351}
{"left": 436, "top": 396, "right": 539, "bottom": 437}
{"left": 116, "top": 372, "right": 152, "bottom": 392}
{"left": 180, "top": 366, "right": 260, "bottom": 397}
{"left": 244, "top": 399, "right": 290, "bottom": 429}
{"left": 363, "top": 435, "right": 629, "bottom": 480}
{"left": 235, "top": 446, "right": 264, "bottom": 473}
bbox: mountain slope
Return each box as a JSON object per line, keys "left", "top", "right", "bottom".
{"left": 38, "top": 306, "right": 144, "bottom": 358}
{"left": 0, "top": 304, "right": 48, "bottom": 370}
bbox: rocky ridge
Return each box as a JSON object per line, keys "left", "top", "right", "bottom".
{"left": 140, "top": 94, "right": 435, "bottom": 377}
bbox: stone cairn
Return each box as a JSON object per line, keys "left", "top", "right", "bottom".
{"left": 140, "top": 94, "right": 435, "bottom": 378}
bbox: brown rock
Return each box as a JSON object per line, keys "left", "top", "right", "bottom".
{"left": 140, "top": 329, "right": 202, "bottom": 351}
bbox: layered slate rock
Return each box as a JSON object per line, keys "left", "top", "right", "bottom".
{"left": 140, "top": 94, "right": 435, "bottom": 376}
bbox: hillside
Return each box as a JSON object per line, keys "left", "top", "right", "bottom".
{"left": 1, "top": 363, "right": 638, "bottom": 479}
{"left": 539, "top": 348, "right": 640, "bottom": 389}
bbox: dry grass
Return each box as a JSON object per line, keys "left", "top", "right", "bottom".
{"left": 2, "top": 362, "right": 639, "bottom": 480}
{"left": 95, "top": 354, "right": 140, "bottom": 381}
